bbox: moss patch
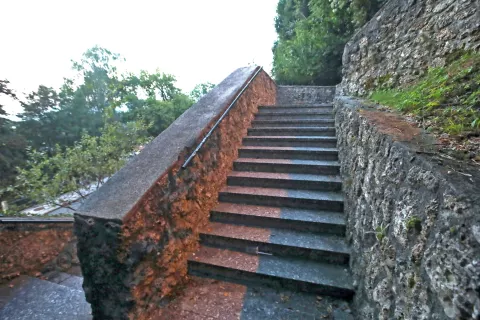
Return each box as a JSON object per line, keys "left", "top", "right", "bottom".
{"left": 370, "top": 52, "right": 480, "bottom": 136}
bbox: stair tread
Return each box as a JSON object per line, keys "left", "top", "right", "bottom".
{"left": 245, "top": 136, "right": 336, "bottom": 140}
{"left": 239, "top": 146, "right": 338, "bottom": 152}
{"left": 260, "top": 104, "right": 333, "bottom": 108}
{"left": 212, "top": 203, "right": 345, "bottom": 226}
{"left": 202, "top": 222, "right": 349, "bottom": 254}
{"left": 257, "top": 109, "right": 333, "bottom": 117}
{"left": 228, "top": 171, "right": 342, "bottom": 183}
{"left": 249, "top": 127, "right": 335, "bottom": 130}
{"left": 252, "top": 119, "right": 335, "bottom": 123}
{"left": 234, "top": 158, "right": 340, "bottom": 166}
{"left": 44, "top": 272, "right": 83, "bottom": 290}
{"left": 258, "top": 110, "right": 333, "bottom": 114}
{"left": 190, "top": 246, "right": 353, "bottom": 290}
{"left": 220, "top": 186, "right": 344, "bottom": 202}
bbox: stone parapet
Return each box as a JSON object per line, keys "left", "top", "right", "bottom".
{"left": 74, "top": 66, "right": 276, "bottom": 319}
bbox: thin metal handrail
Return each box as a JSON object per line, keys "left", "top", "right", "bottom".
{"left": 181, "top": 66, "right": 263, "bottom": 169}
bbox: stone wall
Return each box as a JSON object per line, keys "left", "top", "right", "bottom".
{"left": 0, "top": 220, "right": 78, "bottom": 284}
{"left": 335, "top": 96, "right": 480, "bottom": 319}
{"left": 75, "top": 67, "right": 276, "bottom": 319}
{"left": 277, "top": 85, "right": 335, "bottom": 104}
{"left": 339, "top": 0, "right": 480, "bottom": 95}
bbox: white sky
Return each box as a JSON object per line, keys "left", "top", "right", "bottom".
{"left": 0, "top": 0, "right": 278, "bottom": 117}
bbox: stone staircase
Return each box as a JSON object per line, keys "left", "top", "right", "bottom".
{"left": 0, "top": 89, "right": 354, "bottom": 319}
{"left": 188, "top": 102, "right": 355, "bottom": 305}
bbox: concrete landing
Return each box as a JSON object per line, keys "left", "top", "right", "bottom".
{"left": 148, "top": 276, "right": 353, "bottom": 320}
{"left": 0, "top": 276, "right": 91, "bottom": 320}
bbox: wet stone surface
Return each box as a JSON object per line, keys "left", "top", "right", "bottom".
{"left": 0, "top": 276, "right": 91, "bottom": 320}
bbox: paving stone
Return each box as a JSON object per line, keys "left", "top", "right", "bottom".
{"left": 0, "top": 276, "right": 91, "bottom": 320}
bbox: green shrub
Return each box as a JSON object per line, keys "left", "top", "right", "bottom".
{"left": 370, "top": 52, "right": 480, "bottom": 136}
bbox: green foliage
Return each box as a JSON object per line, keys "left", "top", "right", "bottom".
{"left": 370, "top": 52, "right": 480, "bottom": 136}
{"left": 272, "top": 0, "right": 384, "bottom": 85}
{"left": 375, "top": 223, "right": 389, "bottom": 242}
{"left": 0, "top": 118, "right": 27, "bottom": 200}
{"left": 406, "top": 216, "right": 422, "bottom": 232}
{"left": 122, "top": 93, "right": 193, "bottom": 137}
{"left": 0, "top": 80, "right": 26, "bottom": 200}
{"left": 408, "top": 274, "right": 416, "bottom": 289}
{"left": 0, "top": 79, "right": 17, "bottom": 115}
{"left": 190, "top": 82, "right": 215, "bottom": 102}
{"left": 0, "top": 46, "right": 196, "bottom": 212}
{"left": 15, "top": 120, "right": 149, "bottom": 206}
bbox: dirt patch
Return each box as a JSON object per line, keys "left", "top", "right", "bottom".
{"left": 359, "top": 109, "right": 421, "bottom": 142}
{"left": 0, "top": 223, "right": 75, "bottom": 284}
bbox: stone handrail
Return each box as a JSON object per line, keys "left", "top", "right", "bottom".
{"left": 74, "top": 66, "right": 277, "bottom": 319}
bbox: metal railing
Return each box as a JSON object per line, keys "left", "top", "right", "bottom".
{"left": 181, "top": 66, "right": 263, "bottom": 169}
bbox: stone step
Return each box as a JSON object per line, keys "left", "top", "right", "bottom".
{"left": 257, "top": 106, "right": 333, "bottom": 113}
{"left": 251, "top": 119, "right": 335, "bottom": 128}
{"left": 255, "top": 113, "right": 334, "bottom": 120}
{"left": 243, "top": 135, "right": 337, "bottom": 147}
{"left": 200, "top": 222, "right": 349, "bottom": 264}
{"left": 188, "top": 246, "right": 354, "bottom": 299}
{"left": 248, "top": 127, "right": 336, "bottom": 137}
{"left": 218, "top": 186, "right": 344, "bottom": 211}
{"left": 210, "top": 203, "right": 346, "bottom": 235}
{"left": 238, "top": 146, "right": 338, "bottom": 161}
{"left": 227, "top": 171, "right": 342, "bottom": 191}
{"left": 259, "top": 104, "right": 333, "bottom": 109}
{"left": 0, "top": 276, "right": 91, "bottom": 319}
{"left": 43, "top": 272, "right": 84, "bottom": 290}
{"left": 233, "top": 158, "right": 340, "bottom": 175}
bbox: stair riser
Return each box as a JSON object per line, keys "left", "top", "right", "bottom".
{"left": 243, "top": 139, "right": 337, "bottom": 148}
{"left": 255, "top": 114, "right": 334, "bottom": 120}
{"left": 259, "top": 104, "right": 333, "bottom": 108}
{"left": 218, "top": 193, "right": 344, "bottom": 212}
{"left": 210, "top": 211, "right": 346, "bottom": 236}
{"left": 248, "top": 129, "right": 336, "bottom": 137}
{"left": 252, "top": 121, "right": 335, "bottom": 128}
{"left": 200, "top": 235, "right": 349, "bottom": 264}
{"left": 233, "top": 162, "right": 340, "bottom": 175}
{"left": 238, "top": 150, "right": 338, "bottom": 161}
{"left": 257, "top": 107, "right": 333, "bottom": 113}
{"left": 227, "top": 176, "right": 342, "bottom": 191}
{"left": 188, "top": 262, "right": 354, "bottom": 299}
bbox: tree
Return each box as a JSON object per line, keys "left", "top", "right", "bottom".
{"left": 190, "top": 82, "right": 215, "bottom": 102}
{"left": 0, "top": 79, "right": 27, "bottom": 201}
{"left": 16, "top": 120, "right": 150, "bottom": 207}
{"left": 0, "top": 79, "right": 17, "bottom": 116}
{"left": 6, "top": 46, "right": 195, "bottom": 210}
{"left": 272, "top": 0, "right": 385, "bottom": 85}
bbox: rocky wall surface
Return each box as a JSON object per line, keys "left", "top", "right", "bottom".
{"left": 277, "top": 85, "right": 335, "bottom": 104}
{"left": 339, "top": 0, "right": 480, "bottom": 95}
{"left": 0, "top": 221, "right": 78, "bottom": 284}
{"left": 335, "top": 96, "right": 480, "bottom": 319}
{"left": 75, "top": 67, "right": 276, "bottom": 319}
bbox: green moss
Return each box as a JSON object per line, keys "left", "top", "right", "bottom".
{"left": 375, "top": 223, "right": 389, "bottom": 242}
{"left": 364, "top": 74, "right": 393, "bottom": 91}
{"left": 408, "top": 274, "right": 416, "bottom": 288}
{"left": 406, "top": 216, "right": 422, "bottom": 232}
{"left": 370, "top": 51, "right": 480, "bottom": 136}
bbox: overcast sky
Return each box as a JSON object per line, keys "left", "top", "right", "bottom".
{"left": 0, "top": 0, "right": 278, "bottom": 116}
